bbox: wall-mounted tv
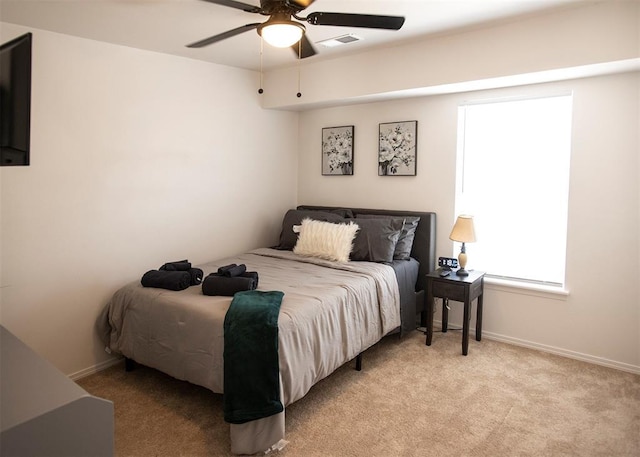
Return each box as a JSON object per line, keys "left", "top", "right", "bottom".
{"left": 1, "top": 32, "right": 32, "bottom": 166}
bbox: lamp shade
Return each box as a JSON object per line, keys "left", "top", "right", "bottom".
{"left": 257, "top": 17, "right": 305, "bottom": 48}
{"left": 449, "top": 215, "right": 476, "bottom": 243}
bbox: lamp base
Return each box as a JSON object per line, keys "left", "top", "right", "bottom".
{"left": 457, "top": 248, "right": 468, "bottom": 276}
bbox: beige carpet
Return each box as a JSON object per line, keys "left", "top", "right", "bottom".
{"left": 78, "top": 330, "right": 640, "bottom": 457}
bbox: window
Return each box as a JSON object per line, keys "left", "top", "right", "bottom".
{"left": 455, "top": 94, "right": 573, "bottom": 287}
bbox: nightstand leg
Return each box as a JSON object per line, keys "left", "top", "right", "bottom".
{"left": 462, "top": 299, "right": 470, "bottom": 356}
{"left": 442, "top": 298, "right": 449, "bottom": 333}
{"left": 476, "top": 294, "right": 483, "bottom": 341}
{"left": 426, "top": 290, "right": 434, "bottom": 346}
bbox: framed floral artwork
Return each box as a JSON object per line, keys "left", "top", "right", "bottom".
{"left": 322, "top": 125, "right": 354, "bottom": 175}
{"left": 378, "top": 120, "right": 417, "bottom": 176}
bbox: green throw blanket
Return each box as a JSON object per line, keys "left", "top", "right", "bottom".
{"left": 223, "top": 290, "right": 284, "bottom": 424}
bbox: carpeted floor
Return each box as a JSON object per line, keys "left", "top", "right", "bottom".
{"left": 78, "top": 330, "right": 640, "bottom": 456}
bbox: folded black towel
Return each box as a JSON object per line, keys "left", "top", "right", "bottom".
{"left": 141, "top": 270, "right": 191, "bottom": 291}
{"left": 241, "top": 271, "right": 259, "bottom": 286}
{"left": 202, "top": 274, "right": 257, "bottom": 296}
{"left": 217, "top": 263, "right": 237, "bottom": 274}
{"left": 218, "top": 263, "right": 247, "bottom": 277}
{"left": 160, "top": 259, "right": 192, "bottom": 271}
{"left": 189, "top": 268, "right": 204, "bottom": 286}
{"left": 207, "top": 271, "right": 258, "bottom": 285}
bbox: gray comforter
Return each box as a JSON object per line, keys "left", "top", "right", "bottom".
{"left": 100, "top": 248, "right": 400, "bottom": 453}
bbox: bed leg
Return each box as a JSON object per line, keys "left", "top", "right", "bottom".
{"left": 355, "top": 353, "right": 362, "bottom": 371}
{"left": 125, "top": 357, "right": 136, "bottom": 372}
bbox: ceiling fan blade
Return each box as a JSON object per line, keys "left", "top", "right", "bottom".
{"left": 199, "top": 0, "right": 261, "bottom": 13}
{"left": 186, "top": 23, "right": 260, "bottom": 48}
{"left": 306, "top": 12, "right": 405, "bottom": 30}
{"left": 291, "top": 34, "right": 317, "bottom": 59}
{"left": 285, "top": 0, "right": 316, "bottom": 10}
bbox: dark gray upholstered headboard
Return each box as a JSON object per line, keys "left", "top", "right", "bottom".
{"left": 297, "top": 205, "right": 437, "bottom": 331}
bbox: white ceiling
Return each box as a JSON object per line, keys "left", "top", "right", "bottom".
{"left": 1, "top": 0, "right": 587, "bottom": 71}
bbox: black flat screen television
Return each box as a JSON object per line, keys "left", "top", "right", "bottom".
{"left": 1, "top": 32, "right": 32, "bottom": 166}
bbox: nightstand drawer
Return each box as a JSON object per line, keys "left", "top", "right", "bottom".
{"left": 431, "top": 281, "right": 465, "bottom": 301}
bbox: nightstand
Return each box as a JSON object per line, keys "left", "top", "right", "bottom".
{"left": 425, "top": 269, "right": 485, "bottom": 355}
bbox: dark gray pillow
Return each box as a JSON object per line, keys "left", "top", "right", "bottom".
{"left": 326, "top": 208, "right": 355, "bottom": 218}
{"left": 356, "top": 215, "right": 421, "bottom": 260}
{"left": 276, "top": 209, "right": 346, "bottom": 250}
{"left": 350, "top": 218, "right": 404, "bottom": 262}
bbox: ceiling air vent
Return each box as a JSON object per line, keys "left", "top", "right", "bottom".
{"left": 317, "top": 34, "right": 362, "bottom": 48}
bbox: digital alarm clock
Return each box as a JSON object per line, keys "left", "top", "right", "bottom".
{"left": 438, "top": 257, "right": 459, "bottom": 270}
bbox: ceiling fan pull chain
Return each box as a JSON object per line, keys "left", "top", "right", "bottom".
{"left": 296, "top": 40, "right": 302, "bottom": 98}
{"left": 258, "top": 37, "right": 264, "bottom": 94}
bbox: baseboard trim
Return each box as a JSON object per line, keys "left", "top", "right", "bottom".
{"left": 74, "top": 326, "right": 640, "bottom": 380}
{"left": 432, "top": 320, "right": 640, "bottom": 375}
{"left": 69, "top": 356, "right": 122, "bottom": 381}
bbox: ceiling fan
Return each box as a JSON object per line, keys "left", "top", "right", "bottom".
{"left": 186, "top": 0, "right": 405, "bottom": 59}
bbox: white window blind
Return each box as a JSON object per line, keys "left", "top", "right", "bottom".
{"left": 455, "top": 94, "right": 573, "bottom": 287}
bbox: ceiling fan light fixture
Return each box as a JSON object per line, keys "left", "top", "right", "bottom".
{"left": 258, "top": 18, "right": 305, "bottom": 48}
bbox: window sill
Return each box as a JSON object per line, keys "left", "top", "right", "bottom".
{"left": 484, "top": 276, "right": 569, "bottom": 300}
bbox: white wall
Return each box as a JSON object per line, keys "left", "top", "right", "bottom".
{"left": 297, "top": 72, "right": 640, "bottom": 372}
{"left": 264, "top": 1, "right": 639, "bottom": 110}
{"left": 0, "top": 24, "right": 299, "bottom": 377}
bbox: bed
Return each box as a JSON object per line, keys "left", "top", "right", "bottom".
{"left": 99, "top": 206, "right": 436, "bottom": 454}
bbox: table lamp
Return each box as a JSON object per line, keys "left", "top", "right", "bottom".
{"left": 449, "top": 215, "right": 476, "bottom": 276}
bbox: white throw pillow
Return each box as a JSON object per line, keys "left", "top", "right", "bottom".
{"left": 293, "top": 218, "right": 359, "bottom": 262}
